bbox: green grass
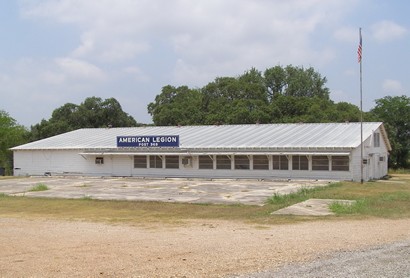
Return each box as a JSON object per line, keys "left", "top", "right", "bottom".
{"left": 329, "top": 191, "right": 410, "bottom": 217}
{"left": 267, "top": 184, "right": 339, "bottom": 206}
{"left": 0, "top": 174, "right": 409, "bottom": 224}
{"left": 0, "top": 176, "right": 22, "bottom": 180}
{"left": 28, "top": 183, "right": 49, "bottom": 192}
{"left": 329, "top": 199, "right": 367, "bottom": 214}
{"left": 389, "top": 168, "right": 410, "bottom": 174}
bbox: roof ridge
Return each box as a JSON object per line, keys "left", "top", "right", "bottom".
{"left": 78, "top": 122, "right": 383, "bottom": 130}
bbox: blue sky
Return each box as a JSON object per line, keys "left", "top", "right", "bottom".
{"left": 1, "top": 0, "right": 409, "bottom": 127}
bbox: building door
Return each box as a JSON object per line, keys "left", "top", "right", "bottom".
{"left": 363, "top": 158, "right": 369, "bottom": 181}
{"left": 372, "top": 154, "right": 379, "bottom": 179}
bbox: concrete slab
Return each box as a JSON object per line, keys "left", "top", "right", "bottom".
{"left": 271, "top": 199, "right": 356, "bottom": 216}
{"left": 0, "top": 176, "right": 334, "bottom": 206}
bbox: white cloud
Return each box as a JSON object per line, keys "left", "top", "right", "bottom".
{"left": 20, "top": 0, "right": 354, "bottom": 84}
{"left": 11, "top": 0, "right": 362, "bottom": 126}
{"left": 56, "top": 57, "right": 106, "bottom": 80}
{"left": 0, "top": 73, "right": 10, "bottom": 83}
{"left": 382, "top": 79, "right": 403, "bottom": 93}
{"left": 371, "top": 20, "right": 407, "bottom": 42}
{"left": 40, "top": 71, "right": 65, "bottom": 84}
{"left": 71, "top": 32, "right": 150, "bottom": 62}
{"left": 71, "top": 33, "right": 94, "bottom": 57}
{"left": 123, "top": 66, "right": 150, "bottom": 82}
{"left": 344, "top": 69, "right": 356, "bottom": 76}
{"left": 99, "top": 42, "right": 150, "bottom": 62}
{"left": 334, "top": 27, "right": 358, "bottom": 43}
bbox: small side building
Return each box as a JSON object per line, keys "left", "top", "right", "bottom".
{"left": 11, "top": 122, "right": 391, "bottom": 181}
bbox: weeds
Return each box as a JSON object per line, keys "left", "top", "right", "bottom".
{"left": 267, "top": 184, "right": 340, "bottom": 206}
{"left": 76, "top": 184, "right": 90, "bottom": 188}
{"left": 29, "top": 183, "right": 49, "bottom": 192}
{"left": 389, "top": 168, "right": 410, "bottom": 174}
{"left": 329, "top": 199, "right": 367, "bottom": 214}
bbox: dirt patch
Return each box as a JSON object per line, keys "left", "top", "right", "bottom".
{"left": 0, "top": 218, "right": 409, "bottom": 277}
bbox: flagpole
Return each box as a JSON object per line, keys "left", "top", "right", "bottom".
{"left": 359, "top": 28, "right": 364, "bottom": 184}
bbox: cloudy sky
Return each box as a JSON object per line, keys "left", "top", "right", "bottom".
{"left": 1, "top": 0, "right": 408, "bottom": 127}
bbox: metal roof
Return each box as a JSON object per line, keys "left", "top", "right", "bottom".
{"left": 11, "top": 122, "right": 390, "bottom": 151}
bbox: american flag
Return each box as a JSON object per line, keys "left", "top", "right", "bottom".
{"left": 358, "top": 31, "right": 362, "bottom": 63}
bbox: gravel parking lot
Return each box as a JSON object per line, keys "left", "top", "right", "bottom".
{"left": 241, "top": 240, "right": 410, "bottom": 278}
{"left": 1, "top": 177, "right": 409, "bottom": 277}
{"left": 0, "top": 218, "right": 409, "bottom": 277}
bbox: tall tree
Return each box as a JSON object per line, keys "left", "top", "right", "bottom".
{"left": 201, "top": 77, "right": 241, "bottom": 124}
{"left": 264, "top": 65, "right": 330, "bottom": 100}
{"left": 148, "top": 86, "right": 203, "bottom": 126}
{"left": 370, "top": 95, "right": 410, "bottom": 169}
{"left": 30, "top": 97, "right": 138, "bottom": 141}
{"left": 201, "top": 69, "right": 270, "bottom": 124}
{"left": 0, "top": 111, "right": 28, "bottom": 174}
{"left": 264, "top": 65, "right": 286, "bottom": 100}
{"left": 148, "top": 65, "right": 347, "bottom": 126}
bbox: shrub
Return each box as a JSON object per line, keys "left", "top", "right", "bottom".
{"left": 29, "top": 183, "right": 49, "bottom": 192}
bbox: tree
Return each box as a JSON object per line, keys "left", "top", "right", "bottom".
{"left": 148, "top": 86, "right": 203, "bottom": 126}
{"left": 370, "top": 95, "right": 410, "bottom": 169}
{"left": 264, "top": 65, "right": 330, "bottom": 100}
{"left": 201, "top": 69, "right": 270, "bottom": 125}
{"left": 331, "top": 102, "right": 361, "bottom": 122}
{"left": 299, "top": 100, "right": 361, "bottom": 123}
{"left": 0, "top": 110, "right": 28, "bottom": 175}
{"left": 270, "top": 95, "right": 312, "bottom": 123}
{"left": 201, "top": 77, "right": 242, "bottom": 124}
{"left": 264, "top": 66, "right": 286, "bottom": 100}
{"left": 148, "top": 65, "right": 347, "bottom": 126}
{"left": 30, "top": 97, "right": 138, "bottom": 141}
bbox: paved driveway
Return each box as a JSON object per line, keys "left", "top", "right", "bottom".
{"left": 0, "top": 176, "right": 333, "bottom": 205}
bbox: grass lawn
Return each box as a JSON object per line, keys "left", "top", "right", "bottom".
{"left": 0, "top": 174, "right": 409, "bottom": 225}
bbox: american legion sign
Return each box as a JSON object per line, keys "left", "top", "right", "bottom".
{"left": 117, "top": 135, "right": 180, "bottom": 148}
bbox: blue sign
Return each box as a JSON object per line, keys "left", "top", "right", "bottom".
{"left": 117, "top": 135, "right": 179, "bottom": 148}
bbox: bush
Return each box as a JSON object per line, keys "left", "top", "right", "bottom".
{"left": 29, "top": 183, "right": 49, "bottom": 192}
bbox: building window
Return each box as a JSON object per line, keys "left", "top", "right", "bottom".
{"left": 199, "top": 156, "right": 213, "bottom": 169}
{"left": 292, "top": 155, "right": 308, "bottom": 170}
{"left": 134, "top": 155, "right": 147, "bottom": 168}
{"left": 165, "top": 156, "right": 179, "bottom": 169}
{"left": 234, "top": 155, "right": 249, "bottom": 170}
{"left": 312, "top": 156, "right": 329, "bottom": 171}
{"left": 272, "top": 155, "right": 288, "bottom": 170}
{"left": 253, "top": 155, "right": 269, "bottom": 170}
{"left": 379, "top": 156, "right": 385, "bottom": 162}
{"left": 374, "top": 133, "right": 380, "bottom": 147}
{"left": 216, "top": 155, "right": 231, "bottom": 169}
{"left": 332, "top": 156, "right": 349, "bottom": 171}
{"left": 149, "top": 155, "right": 162, "bottom": 168}
{"left": 181, "top": 157, "right": 192, "bottom": 166}
{"left": 95, "top": 157, "right": 104, "bottom": 165}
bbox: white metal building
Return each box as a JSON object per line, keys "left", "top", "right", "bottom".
{"left": 12, "top": 122, "right": 391, "bottom": 181}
